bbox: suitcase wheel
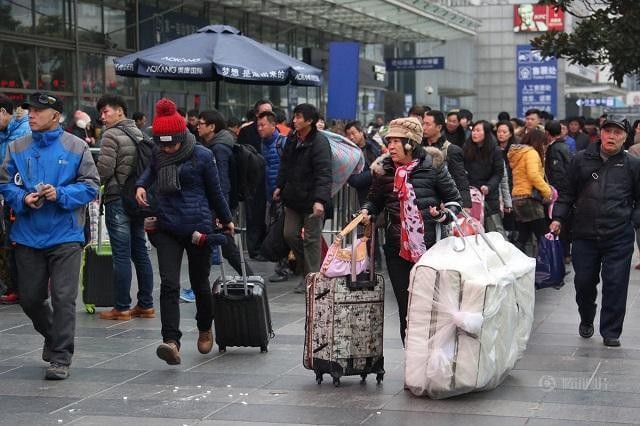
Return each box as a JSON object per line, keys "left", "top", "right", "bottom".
{"left": 85, "top": 304, "right": 95, "bottom": 314}
{"left": 376, "top": 373, "right": 384, "bottom": 384}
{"left": 218, "top": 345, "right": 226, "bottom": 353}
{"left": 260, "top": 345, "right": 268, "bottom": 353}
{"left": 332, "top": 376, "right": 340, "bottom": 387}
{"left": 315, "top": 373, "right": 323, "bottom": 385}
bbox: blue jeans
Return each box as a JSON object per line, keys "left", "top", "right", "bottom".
{"left": 105, "top": 198, "right": 154, "bottom": 311}
{"left": 572, "top": 225, "right": 634, "bottom": 339}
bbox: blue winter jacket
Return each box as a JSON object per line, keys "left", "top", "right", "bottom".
{"left": 261, "top": 129, "right": 284, "bottom": 198}
{"left": 137, "top": 140, "right": 232, "bottom": 239}
{"left": 0, "top": 127, "right": 100, "bottom": 249}
{"left": 0, "top": 115, "right": 31, "bottom": 165}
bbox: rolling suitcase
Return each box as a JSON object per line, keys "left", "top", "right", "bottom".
{"left": 212, "top": 233, "right": 273, "bottom": 352}
{"left": 303, "top": 215, "right": 385, "bottom": 386}
{"left": 80, "top": 201, "right": 114, "bottom": 313}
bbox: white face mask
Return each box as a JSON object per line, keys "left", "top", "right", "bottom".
{"left": 76, "top": 119, "right": 88, "bottom": 129}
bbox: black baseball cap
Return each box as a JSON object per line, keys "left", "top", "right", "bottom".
{"left": 601, "top": 118, "right": 629, "bottom": 132}
{"left": 22, "top": 92, "right": 64, "bottom": 113}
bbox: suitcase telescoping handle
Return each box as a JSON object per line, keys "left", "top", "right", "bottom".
{"left": 338, "top": 213, "right": 376, "bottom": 290}
{"left": 219, "top": 228, "right": 249, "bottom": 297}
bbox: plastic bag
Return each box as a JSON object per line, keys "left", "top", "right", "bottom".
{"left": 535, "top": 233, "right": 565, "bottom": 290}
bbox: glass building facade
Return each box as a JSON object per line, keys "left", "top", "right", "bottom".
{"left": 0, "top": 0, "right": 387, "bottom": 123}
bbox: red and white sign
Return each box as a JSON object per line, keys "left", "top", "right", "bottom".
{"left": 513, "top": 4, "right": 564, "bottom": 33}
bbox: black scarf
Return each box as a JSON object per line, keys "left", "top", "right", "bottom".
{"left": 155, "top": 133, "right": 196, "bottom": 194}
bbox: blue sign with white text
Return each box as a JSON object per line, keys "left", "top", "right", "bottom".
{"left": 385, "top": 57, "right": 444, "bottom": 71}
{"left": 516, "top": 45, "right": 557, "bottom": 117}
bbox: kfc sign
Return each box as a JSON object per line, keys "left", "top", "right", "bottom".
{"left": 513, "top": 4, "right": 564, "bottom": 33}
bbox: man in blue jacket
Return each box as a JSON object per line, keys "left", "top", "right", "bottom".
{"left": 0, "top": 93, "right": 100, "bottom": 379}
{"left": 0, "top": 95, "right": 31, "bottom": 304}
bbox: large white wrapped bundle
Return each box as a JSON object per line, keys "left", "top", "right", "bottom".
{"left": 404, "top": 232, "right": 535, "bottom": 399}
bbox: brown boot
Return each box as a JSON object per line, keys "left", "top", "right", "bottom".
{"left": 130, "top": 305, "right": 156, "bottom": 318}
{"left": 156, "top": 341, "right": 181, "bottom": 365}
{"left": 197, "top": 329, "right": 214, "bottom": 354}
{"left": 98, "top": 308, "right": 131, "bottom": 321}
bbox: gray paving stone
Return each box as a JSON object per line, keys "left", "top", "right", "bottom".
{"left": 362, "top": 411, "right": 528, "bottom": 425}
{"left": 0, "top": 395, "right": 78, "bottom": 414}
{"left": 66, "top": 398, "right": 228, "bottom": 420}
{"left": 1, "top": 252, "right": 640, "bottom": 424}
{"left": 207, "top": 402, "right": 373, "bottom": 424}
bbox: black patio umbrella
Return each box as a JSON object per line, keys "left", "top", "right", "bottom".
{"left": 114, "top": 25, "right": 322, "bottom": 108}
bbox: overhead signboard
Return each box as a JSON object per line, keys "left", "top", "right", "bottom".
{"left": 384, "top": 57, "right": 444, "bottom": 71}
{"left": 516, "top": 44, "right": 557, "bottom": 118}
{"left": 513, "top": 4, "right": 564, "bottom": 33}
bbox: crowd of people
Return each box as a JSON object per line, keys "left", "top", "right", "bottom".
{"left": 1, "top": 90, "right": 639, "bottom": 380}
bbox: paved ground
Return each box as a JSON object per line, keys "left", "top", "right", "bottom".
{"left": 1, "top": 247, "right": 640, "bottom": 425}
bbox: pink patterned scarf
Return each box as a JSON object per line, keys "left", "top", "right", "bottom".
{"left": 394, "top": 159, "right": 426, "bottom": 263}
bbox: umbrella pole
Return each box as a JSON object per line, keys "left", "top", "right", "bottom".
{"left": 215, "top": 80, "right": 220, "bottom": 110}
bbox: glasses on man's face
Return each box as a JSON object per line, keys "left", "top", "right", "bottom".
{"left": 196, "top": 121, "right": 209, "bottom": 127}
{"left": 37, "top": 94, "right": 58, "bottom": 105}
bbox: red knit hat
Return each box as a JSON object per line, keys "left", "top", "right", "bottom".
{"left": 152, "top": 98, "right": 187, "bottom": 144}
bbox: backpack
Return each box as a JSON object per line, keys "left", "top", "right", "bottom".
{"left": 229, "top": 143, "right": 266, "bottom": 209}
{"left": 115, "top": 125, "right": 157, "bottom": 218}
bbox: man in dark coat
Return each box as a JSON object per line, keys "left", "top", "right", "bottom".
{"left": 550, "top": 118, "right": 640, "bottom": 347}
{"left": 545, "top": 120, "right": 573, "bottom": 260}
{"left": 422, "top": 110, "right": 471, "bottom": 209}
{"left": 567, "top": 117, "right": 591, "bottom": 152}
{"left": 237, "top": 99, "right": 273, "bottom": 260}
{"left": 274, "top": 104, "right": 332, "bottom": 294}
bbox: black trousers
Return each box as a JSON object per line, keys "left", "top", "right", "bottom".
{"left": 385, "top": 251, "right": 414, "bottom": 345}
{"left": 516, "top": 218, "right": 548, "bottom": 254}
{"left": 572, "top": 226, "right": 634, "bottom": 339}
{"left": 15, "top": 242, "right": 82, "bottom": 366}
{"left": 245, "top": 183, "right": 266, "bottom": 258}
{"left": 149, "top": 231, "right": 213, "bottom": 347}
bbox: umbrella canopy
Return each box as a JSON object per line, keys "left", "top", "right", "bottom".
{"left": 114, "top": 25, "right": 322, "bottom": 87}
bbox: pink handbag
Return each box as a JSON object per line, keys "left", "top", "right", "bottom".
{"left": 320, "top": 214, "right": 370, "bottom": 278}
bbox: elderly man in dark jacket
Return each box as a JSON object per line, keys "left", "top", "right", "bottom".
{"left": 550, "top": 118, "right": 640, "bottom": 347}
{"left": 273, "top": 104, "right": 332, "bottom": 294}
{"left": 96, "top": 95, "right": 155, "bottom": 321}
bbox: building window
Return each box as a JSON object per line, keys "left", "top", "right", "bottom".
{"left": 0, "top": 43, "right": 36, "bottom": 90}
{"left": 37, "top": 47, "right": 73, "bottom": 92}
{"left": 34, "top": 0, "right": 70, "bottom": 38}
{"left": 77, "top": 1, "right": 103, "bottom": 43}
{"left": 3, "top": 0, "right": 33, "bottom": 33}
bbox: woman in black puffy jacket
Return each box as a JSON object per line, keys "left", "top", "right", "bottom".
{"left": 463, "top": 120, "right": 505, "bottom": 234}
{"left": 136, "top": 98, "right": 233, "bottom": 366}
{"left": 361, "top": 117, "right": 461, "bottom": 344}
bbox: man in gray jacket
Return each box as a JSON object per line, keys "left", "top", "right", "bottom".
{"left": 96, "top": 95, "right": 154, "bottom": 320}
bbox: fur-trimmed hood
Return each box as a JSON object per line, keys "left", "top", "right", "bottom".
{"left": 370, "top": 146, "right": 444, "bottom": 176}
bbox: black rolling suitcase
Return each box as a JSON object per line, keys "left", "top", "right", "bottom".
{"left": 81, "top": 201, "right": 114, "bottom": 314}
{"left": 212, "top": 234, "right": 273, "bottom": 352}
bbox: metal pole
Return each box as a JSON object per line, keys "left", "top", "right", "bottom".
{"left": 215, "top": 80, "right": 220, "bottom": 109}
{"left": 73, "top": 0, "right": 81, "bottom": 110}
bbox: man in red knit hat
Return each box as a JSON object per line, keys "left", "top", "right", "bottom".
{"left": 136, "top": 98, "right": 233, "bottom": 364}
